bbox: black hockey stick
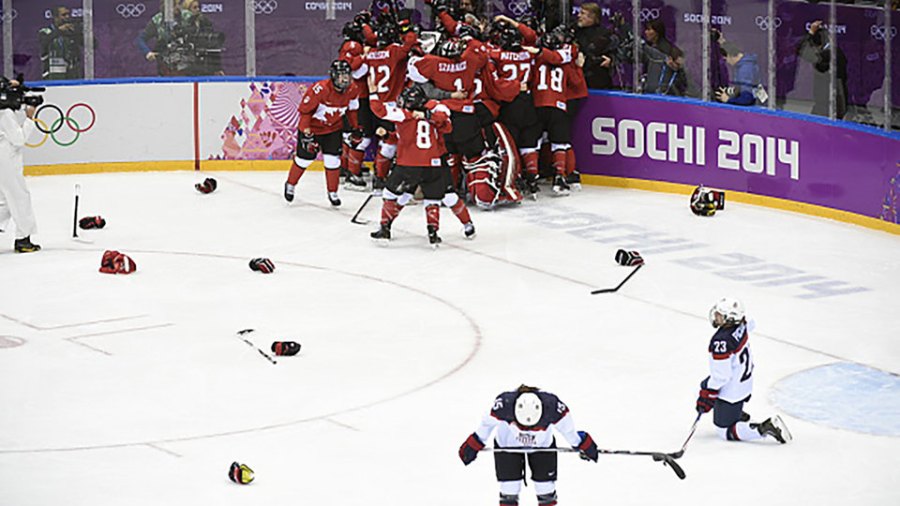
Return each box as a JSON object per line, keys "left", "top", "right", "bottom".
{"left": 670, "top": 413, "right": 703, "bottom": 459}
{"left": 235, "top": 329, "right": 277, "bottom": 365}
{"left": 590, "top": 264, "right": 643, "bottom": 294}
{"left": 350, "top": 194, "right": 374, "bottom": 225}
{"left": 72, "top": 183, "right": 80, "bottom": 238}
{"left": 480, "top": 446, "right": 685, "bottom": 480}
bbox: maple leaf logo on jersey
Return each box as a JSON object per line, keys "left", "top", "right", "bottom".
{"left": 313, "top": 104, "right": 344, "bottom": 122}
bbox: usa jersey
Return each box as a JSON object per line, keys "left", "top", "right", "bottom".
{"left": 297, "top": 79, "right": 361, "bottom": 135}
{"left": 473, "top": 390, "right": 582, "bottom": 449}
{"left": 370, "top": 96, "right": 452, "bottom": 168}
{"left": 532, "top": 45, "right": 573, "bottom": 111}
{"left": 707, "top": 320, "right": 755, "bottom": 402}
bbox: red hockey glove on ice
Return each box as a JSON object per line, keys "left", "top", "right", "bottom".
{"left": 696, "top": 386, "right": 719, "bottom": 413}
{"left": 458, "top": 433, "right": 484, "bottom": 465}
{"left": 195, "top": 177, "right": 217, "bottom": 194}
{"left": 249, "top": 258, "right": 275, "bottom": 273}
{"left": 79, "top": 216, "right": 106, "bottom": 229}
{"left": 577, "top": 431, "right": 598, "bottom": 462}
{"left": 271, "top": 341, "right": 301, "bottom": 356}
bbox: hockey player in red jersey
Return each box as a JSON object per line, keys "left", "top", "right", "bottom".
{"left": 369, "top": 80, "right": 475, "bottom": 246}
{"left": 337, "top": 17, "right": 373, "bottom": 192}
{"left": 696, "top": 297, "right": 792, "bottom": 444}
{"left": 365, "top": 19, "right": 418, "bottom": 193}
{"left": 284, "top": 60, "right": 361, "bottom": 207}
{"left": 527, "top": 25, "right": 576, "bottom": 196}
{"left": 459, "top": 385, "right": 599, "bottom": 506}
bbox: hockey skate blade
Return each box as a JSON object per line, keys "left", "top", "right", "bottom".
{"left": 772, "top": 415, "right": 793, "bottom": 443}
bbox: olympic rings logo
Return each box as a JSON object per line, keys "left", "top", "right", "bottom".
{"left": 640, "top": 8, "right": 660, "bottom": 22}
{"left": 253, "top": 0, "right": 279, "bottom": 15}
{"left": 116, "top": 3, "right": 146, "bottom": 19}
{"left": 755, "top": 16, "right": 782, "bottom": 31}
{"left": 871, "top": 25, "right": 897, "bottom": 41}
{"left": 0, "top": 8, "right": 18, "bottom": 21}
{"left": 26, "top": 103, "right": 97, "bottom": 149}
{"left": 508, "top": 1, "right": 529, "bottom": 17}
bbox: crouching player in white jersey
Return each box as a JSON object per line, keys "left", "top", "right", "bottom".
{"left": 458, "top": 385, "right": 598, "bottom": 506}
{"left": 697, "top": 297, "right": 792, "bottom": 444}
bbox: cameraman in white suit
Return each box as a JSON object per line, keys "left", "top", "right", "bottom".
{"left": 0, "top": 79, "right": 40, "bottom": 253}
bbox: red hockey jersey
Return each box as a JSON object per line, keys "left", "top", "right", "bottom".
{"left": 338, "top": 39, "right": 369, "bottom": 98}
{"left": 297, "top": 79, "right": 361, "bottom": 135}
{"left": 532, "top": 45, "right": 572, "bottom": 110}
{"left": 370, "top": 95, "right": 452, "bottom": 168}
{"left": 365, "top": 39, "right": 415, "bottom": 104}
{"left": 407, "top": 41, "right": 487, "bottom": 113}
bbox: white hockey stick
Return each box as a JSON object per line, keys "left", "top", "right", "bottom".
{"left": 235, "top": 328, "right": 277, "bottom": 365}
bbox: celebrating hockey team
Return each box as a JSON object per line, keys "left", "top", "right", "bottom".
{"left": 284, "top": 0, "right": 594, "bottom": 245}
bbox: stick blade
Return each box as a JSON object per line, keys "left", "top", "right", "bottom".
{"left": 652, "top": 453, "right": 686, "bottom": 480}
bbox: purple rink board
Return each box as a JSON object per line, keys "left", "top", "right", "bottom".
{"left": 572, "top": 91, "right": 900, "bottom": 223}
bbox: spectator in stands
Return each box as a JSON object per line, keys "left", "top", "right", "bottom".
{"left": 797, "top": 20, "right": 847, "bottom": 119}
{"left": 713, "top": 31, "right": 760, "bottom": 106}
{"left": 182, "top": 0, "right": 225, "bottom": 75}
{"left": 136, "top": 0, "right": 193, "bottom": 76}
{"left": 574, "top": 3, "right": 614, "bottom": 90}
{"left": 640, "top": 19, "right": 686, "bottom": 96}
{"left": 38, "top": 6, "right": 84, "bottom": 81}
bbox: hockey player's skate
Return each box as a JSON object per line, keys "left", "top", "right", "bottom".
{"left": 552, "top": 175, "right": 571, "bottom": 196}
{"left": 14, "top": 236, "right": 41, "bottom": 253}
{"left": 463, "top": 222, "right": 476, "bottom": 239}
{"left": 344, "top": 173, "right": 367, "bottom": 192}
{"left": 427, "top": 225, "right": 442, "bottom": 247}
{"left": 524, "top": 173, "right": 540, "bottom": 198}
{"left": 327, "top": 192, "right": 342, "bottom": 207}
{"left": 372, "top": 176, "right": 386, "bottom": 197}
{"left": 284, "top": 182, "right": 295, "bottom": 202}
{"left": 755, "top": 415, "right": 792, "bottom": 444}
{"left": 566, "top": 171, "right": 582, "bottom": 191}
{"left": 370, "top": 223, "right": 391, "bottom": 243}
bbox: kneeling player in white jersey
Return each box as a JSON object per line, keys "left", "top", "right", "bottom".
{"left": 459, "top": 385, "right": 598, "bottom": 506}
{"left": 696, "top": 297, "right": 792, "bottom": 443}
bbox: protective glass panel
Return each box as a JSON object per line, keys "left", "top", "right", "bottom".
{"left": 838, "top": 4, "right": 890, "bottom": 128}
{"left": 571, "top": 0, "right": 635, "bottom": 91}
{"left": 255, "top": 0, "right": 354, "bottom": 77}
{"left": 12, "top": 1, "right": 81, "bottom": 82}
{"left": 633, "top": 0, "right": 703, "bottom": 98}
{"left": 709, "top": 0, "right": 769, "bottom": 107}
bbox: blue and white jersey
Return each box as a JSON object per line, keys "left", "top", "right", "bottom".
{"left": 474, "top": 390, "right": 583, "bottom": 449}
{"left": 707, "top": 320, "right": 755, "bottom": 402}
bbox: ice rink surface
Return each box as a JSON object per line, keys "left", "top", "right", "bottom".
{"left": 1, "top": 170, "right": 899, "bottom": 505}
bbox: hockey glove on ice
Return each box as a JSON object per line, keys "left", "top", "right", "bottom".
{"left": 271, "top": 341, "right": 301, "bottom": 356}
{"left": 249, "top": 258, "right": 275, "bottom": 273}
{"left": 615, "top": 249, "right": 644, "bottom": 266}
{"left": 79, "top": 215, "right": 106, "bottom": 230}
{"left": 458, "top": 433, "right": 484, "bottom": 465}
{"left": 577, "top": 431, "right": 599, "bottom": 462}
{"left": 195, "top": 177, "right": 217, "bottom": 194}
{"left": 696, "top": 386, "right": 719, "bottom": 413}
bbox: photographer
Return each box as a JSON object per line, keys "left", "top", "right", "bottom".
{"left": 38, "top": 6, "right": 84, "bottom": 81}
{"left": 135, "top": 0, "right": 193, "bottom": 76}
{"left": 713, "top": 30, "right": 760, "bottom": 106}
{"left": 182, "top": 0, "right": 225, "bottom": 76}
{"left": 0, "top": 79, "right": 41, "bottom": 253}
{"left": 797, "top": 20, "right": 847, "bottom": 119}
{"left": 574, "top": 3, "right": 614, "bottom": 89}
{"left": 640, "top": 19, "right": 686, "bottom": 96}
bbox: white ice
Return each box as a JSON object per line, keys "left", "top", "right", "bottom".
{"left": 1, "top": 170, "right": 899, "bottom": 505}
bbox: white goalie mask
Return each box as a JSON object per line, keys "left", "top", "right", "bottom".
{"left": 514, "top": 392, "right": 543, "bottom": 427}
{"left": 709, "top": 297, "right": 745, "bottom": 328}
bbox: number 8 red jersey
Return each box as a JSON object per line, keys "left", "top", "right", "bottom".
{"left": 370, "top": 95, "right": 453, "bottom": 168}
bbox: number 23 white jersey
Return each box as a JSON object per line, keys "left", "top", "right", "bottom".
{"left": 707, "top": 320, "right": 755, "bottom": 403}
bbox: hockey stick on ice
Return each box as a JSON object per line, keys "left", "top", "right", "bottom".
{"left": 235, "top": 329, "right": 277, "bottom": 365}
{"left": 71, "top": 184, "right": 94, "bottom": 244}
{"left": 350, "top": 194, "right": 374, "bottom": 225}
{"left": 480, "top": 446, "right": 686, "bottom": 480}
{"left": 590, "top": 264, "right": 643, "bottom": 294}
{"left": 669, "top": 413, "right": 703, "bottom": 459}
